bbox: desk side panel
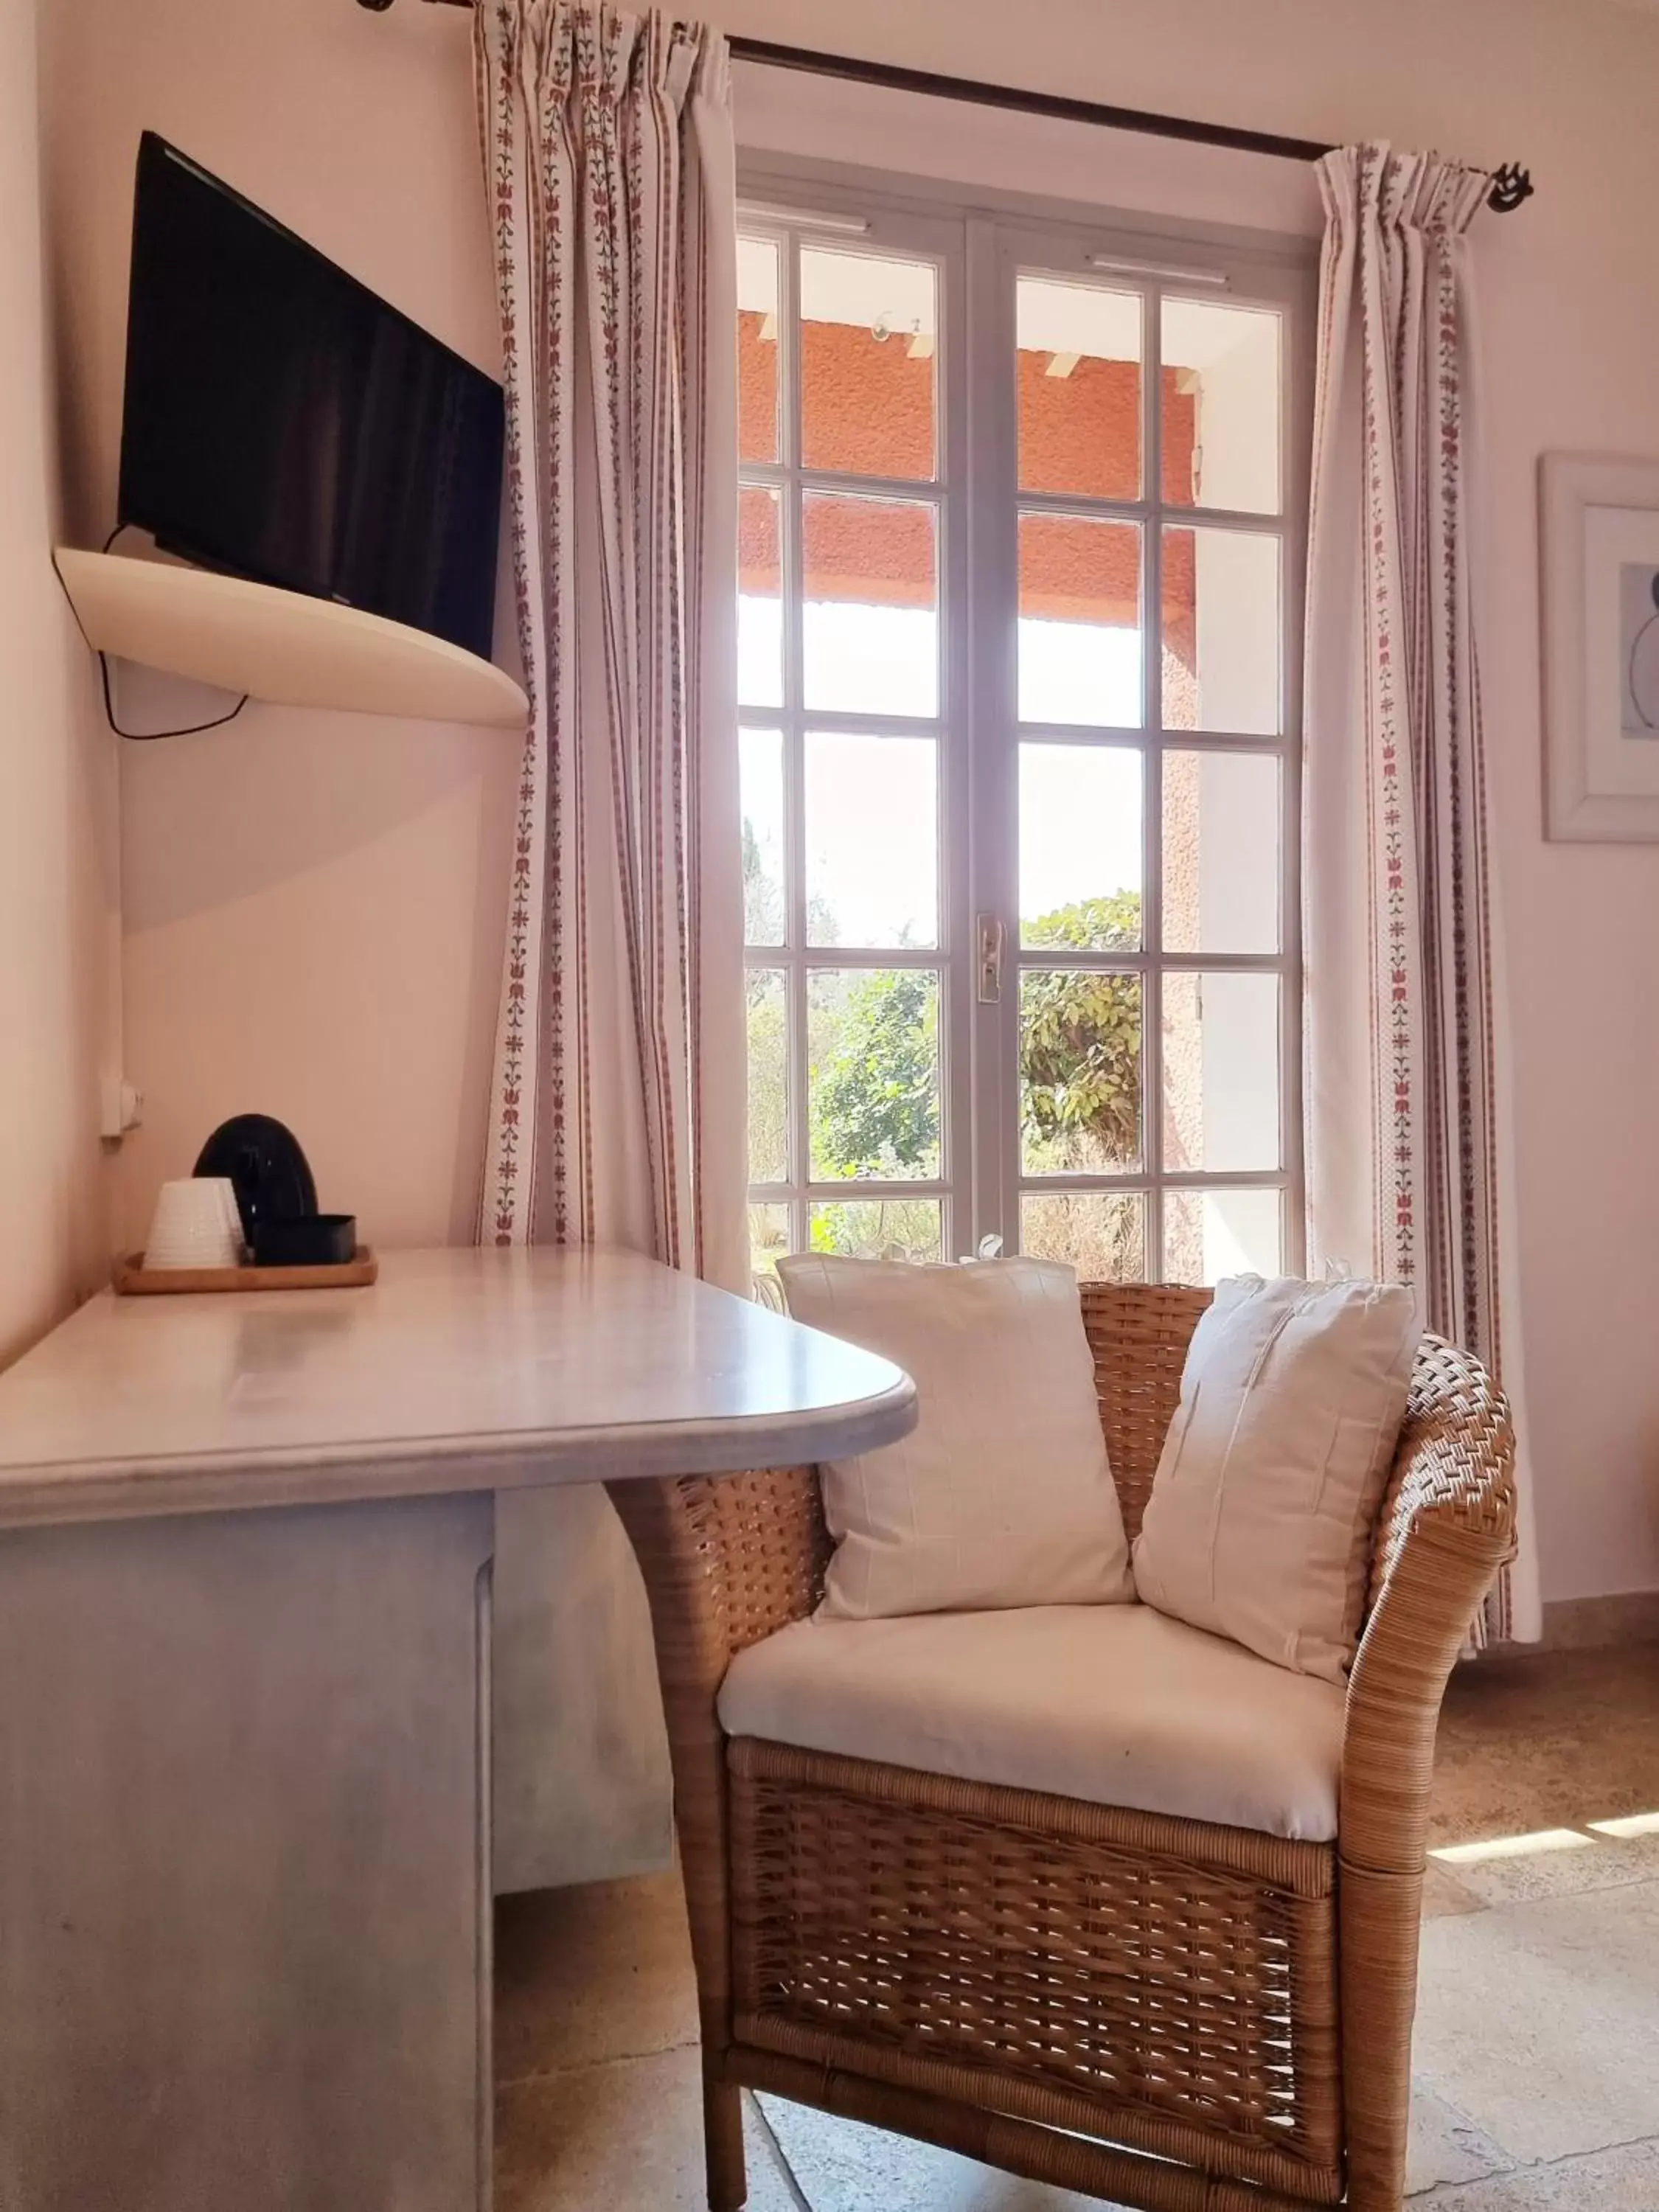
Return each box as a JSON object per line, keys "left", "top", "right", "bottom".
{"left": 0, "top": 1492, "right": 494, "bottom": 2212}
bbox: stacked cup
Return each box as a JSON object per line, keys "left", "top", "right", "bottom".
{"left": 142, "top": 1178, "right": 247, "bottom": 1272}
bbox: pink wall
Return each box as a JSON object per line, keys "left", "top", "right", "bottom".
{"left": 38, "top": 0, "right": 1659, "bottom": 1601}
{"left": 39, "top": 0, "right": 517, "bottom": 1258}
{"left": 0, "top": 0, "right": 116, "bottom": 1368}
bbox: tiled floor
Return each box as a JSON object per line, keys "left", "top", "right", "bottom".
{"left": 494, "top": 1644, "right": 1659, "bottom": 2212}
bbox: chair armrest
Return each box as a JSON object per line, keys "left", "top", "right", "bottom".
{"left": 1335, "top": 1337, "right": 1516, "bottom": 2210}
{"left": 607, "top": 1466, "right": 827, "bottom": 2056}
{"left": 608, "top": 1465, "right": 827, "bottom": 1706}
{"left": 1341, "top": 1335, "right": 1517, "bottom": 1872}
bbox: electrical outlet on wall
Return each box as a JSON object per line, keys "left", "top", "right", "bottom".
{"left": 100, "top": 1076, "right": 145, "bottom": 1144}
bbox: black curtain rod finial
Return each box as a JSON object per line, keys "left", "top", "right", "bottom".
{"left": 1488, "top": 163, "right": 1534, "bottom": 214}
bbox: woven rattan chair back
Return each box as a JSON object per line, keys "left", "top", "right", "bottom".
{"left": 1077, "top": 1281, "right": 1211, "bottom": 1538}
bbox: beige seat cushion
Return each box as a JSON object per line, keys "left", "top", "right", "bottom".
{"left": 1133, "top": 1275, "right": 1422, "bottom": 1684}
{"left": 775, "top": 1254, "right": 1133, "bottom": 1620}
{"left": 717, "top": 1601, "right": 1345, "bottom": 1842}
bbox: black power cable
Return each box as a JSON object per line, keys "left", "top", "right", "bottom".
{"left": 92, "top": 524, "right": 251, "bottom": 741}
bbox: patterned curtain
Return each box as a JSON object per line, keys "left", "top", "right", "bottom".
{"left": 470, "top": 0, "right": 745, "bottom": 1891}
{"left": 1304, "top": 144, "right": 1540, "bottom": 1644}
{"left": 473, "top": 0, "right": 746, "bottom": 1293}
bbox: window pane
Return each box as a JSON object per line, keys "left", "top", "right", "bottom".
{"left": 809, "top": 969, "right": 941, "bottom": 1181}
{"left": 737, "top": 236, "right": 781, "bottom": 465}
{"left": 1164, "top": 1187, "right": 1283, "bottom": 1284}
{"left": 800, "top": 247, "right": 936, "bottom": 479}
{"left": 1020, "top": 969, "right": 1142, "bottom": 1175}
{"left": 1020, "top": 744, "right": 1143, "bottom": 950}
{"left": 1017, "top": 276, "right": 1141, "bottom": 501}
{"left": 1161, "top": 299, "right": 1281, "bottom": 515}
{"left": 804, "top": 493, "right": 938, "bottom": 717}
{"left": 809, "top": 1198, "right": 942, "bottom": 1263}
{"left": 746, "top": 968, "right": 790, "bottom": 1183}
{"left": 741, "top": 727, "right": 786, "bottom": 947}
{"left": 1161, "top": 750, "right": 1281, "bottom": 953}
{"left": 748, "top": 1201, "right": 791, "bottom": 1290}
{"left": 1161, "top": 526, "right": 1280, "bottom": 734}
{"left": 1020, "top": 1191, "right": 1146, "bottom": 1281}
{"left": 1162, "top": 971, "right": 1280, "bottom": 1172}
{"left": 739, "top": 485, "right": 782, "bottom": 709}
{"left": 806, "top": 733, "right": 937, "bottom": 948}
{"left": 1019, "top": 513, "right": 1142, "bottom": 726}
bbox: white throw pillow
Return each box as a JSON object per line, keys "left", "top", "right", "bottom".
{"left": 1132, "top": 1275, "right": 1423, "bottom": 1683}
{"left": 776, "top": 1254, "right": 1134, "bottom": 1620}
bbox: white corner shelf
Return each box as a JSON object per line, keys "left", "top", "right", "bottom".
{"left": 54, "top": 549, "right": 528, "bottom": 731}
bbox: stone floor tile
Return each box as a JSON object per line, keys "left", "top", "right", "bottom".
{"left": 757, "top": 2096, "right": 1113, "bottom": 2212}
{"left": 1436, "top": 1646, "right": 1659, "bottom": 1746}
{"left": 495, "top": 1870, "right": 698, "bottom": 2086}
{"left": 1420, "top": 1858, "right": 1486, "bottom": 1918}
{"left": 1427, "top": 1736, "right": 1659, "bottom": 1859}
{"left": 1430, "top": 1649, "right": 1659, "bottom": 1851}
{"left": 1410, "top": 2136, "right": 1659, "bottom": 2210}
{"left": 496, "top": 2051, "right": 797, "bottom": 2212}
{"left": 1406, "top": 2085, "right": 1512, "bottom": 2195}
{"left": 1428, "top": 1826, "right": 1659, "bottom": 1907}
{"left": 1411, "top": 1879, "right": 1659, "bottom": 2166}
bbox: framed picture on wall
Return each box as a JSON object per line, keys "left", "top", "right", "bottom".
{"left": 1542, "top": 452, "right": 1659, "bottom": 840}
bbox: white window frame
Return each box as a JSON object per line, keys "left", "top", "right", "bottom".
{"left": 740, "top": 201, "right": 971, "bottom": 1265}
{"left": 739, "top": 157, "right": 1315, "bottom": 1281}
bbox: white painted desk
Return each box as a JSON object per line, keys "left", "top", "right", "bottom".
{"left": 0, "top": 1248, "right": 914, "bottom": 2212}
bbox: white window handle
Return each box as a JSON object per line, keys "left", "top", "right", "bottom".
{"left": 975, "top": 914, "right": 1005, "bottom": 1005}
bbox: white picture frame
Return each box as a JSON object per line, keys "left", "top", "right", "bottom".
{"left": 1541, "top": 452, "right": 1659, "bottom": 841}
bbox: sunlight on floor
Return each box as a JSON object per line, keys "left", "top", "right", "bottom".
{"left": 1430, "top": 1826, "right": 1593, "bottom": 1864}
{"left": 1430, "top": 1806, "right": 1659, "bottom": 1863}
{"left": 1588, "top": 1809, "right": 1659, "bottom": 1840}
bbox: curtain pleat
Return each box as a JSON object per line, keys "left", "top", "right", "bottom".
{"left": 1304, "top": 144, "right": 1540, "bottom": 1644}
{"left": 470, "top": 0, "right": 744, "bottom": 1892}
{"left": 474, "top": 0, "right": 745, "bottom": 1293}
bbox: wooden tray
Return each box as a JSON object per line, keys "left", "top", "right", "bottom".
{"left": 114, "top": 1248, "right": 379, "bottom": 1295}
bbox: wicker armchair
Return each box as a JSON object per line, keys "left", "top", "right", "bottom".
{"left": 608, "top": 1283, "right": 1517, "bottom": 2212}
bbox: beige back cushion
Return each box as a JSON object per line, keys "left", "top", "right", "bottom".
{"left": 1132, "top": 1276, "right": 1422, "bottom": 1683}
{"left": 776, "top": 1255, "right": 1134, "bottom": 1620}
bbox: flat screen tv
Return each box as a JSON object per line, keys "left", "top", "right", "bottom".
{"left": 119, "top": 132, "right": 504, "bottom": 662}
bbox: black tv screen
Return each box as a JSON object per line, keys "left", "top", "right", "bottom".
{"left": 119, "top": 133, "right": 504, "bottom": 661}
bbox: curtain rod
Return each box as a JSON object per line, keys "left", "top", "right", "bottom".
{"left": 356, "top": 2, "right": 1535, "bottom": 215}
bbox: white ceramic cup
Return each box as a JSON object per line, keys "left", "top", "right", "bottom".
{"left": 143, "top": 1178, "right": 246, "bottom": 1272}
